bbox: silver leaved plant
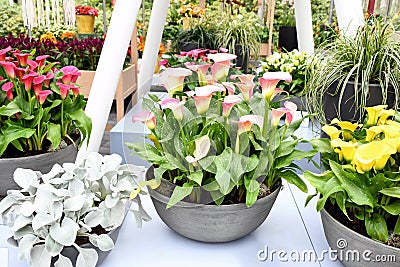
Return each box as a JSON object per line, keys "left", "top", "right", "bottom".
{"left": 0, "top": 152, "right": 150, "bottom": 267}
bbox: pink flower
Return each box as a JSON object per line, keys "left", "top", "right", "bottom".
{"left": 33, "top": 75, "right": 46, "bottom": 95}
{"left": 271, "top": 101, "right": 297, "bottom": 126}
{"left": 60, "top": 66, "right": 81, "bottom": 84}
{"left": 219, "top": 48, "right": 229, "bottom": 53}
{"left": 186, "top": 49, "right": 209, "bottom": 60}
{"left": 0, "top": 46, "right": 11, "bottom": 61}
{"left": 132, "top": 110, "right": 156, "bottom": 130}
{"left": 57, "top": 82, "right": 70, "bottom": 99}
{"left": 36, "top": 55, "right": 50, "bottom": 67}
{"left": 222, "top": 82, "right": 236, "bottom": 95}
{"left": 0, "top": 61, "right": 16, "bottom": 79}
{"left": 159, "top": 67, "right": 192, "bottom": 97}
{"left": 27, "top": 59, "right": 38, "bottom": 71}
{"left": 222, "top": 95, "right": 242, "bottom": 117}
{"left": 185, "top": 135, "right": 210, "bottom": 166}
{"left": 208, "top": 53, "right": 237, "bottom": 81}
{"left": 37, "top": 90, "right": 52, "bottom": 104}
{"left": 13, "top": 51, "right": 30, "bottom": 67}
{"left": 260, "top": 72, "right": 292, "bottom": 101}
{"left": 184, "top": 62, "right": 210, "bottom": 86}
{"left": 193, "top": 85, "right": 225, "bottom": 115}
{"left": 15, "top": 67, "right": 27, "bottom": 80}
{"left": 22, "top": 72, "right": 37, "bottom": 91}
{"left": 234, "top": 115, "right": 264, "bottom": 135}
{"left": 44, "top": 72, "right": 54, "bottom": 87}
{"left": 160, "top": 98, "right": 186, "bottom": 121}
{"left": 70, "top": 84, "right": 80, "bottom": 97}
{"left": 2, "top": 82, "right": 13, "bottom": 100}
{"left": 232, "top": 74, "right": 255, "bottom": 101}
{"left": 158, "top": 59, "right": 169, "bottom": 66}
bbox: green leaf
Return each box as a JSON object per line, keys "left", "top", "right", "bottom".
{"left": 0, "top": 101, "right": 21, "bottom": 116}
{"left": 187, "top": 171, "right": 203, "bottom": 185}
{"left": 365, "top": 213, "right": 388, "bottom": 243}
{"left": 309, "top": 138, "right": 333, "bottom": 153}
{"left": 330, "top": 160, "right": 375, "bottom": 208}
{"left": 316, "top": 178, "right": 344, "bottom": 211}
{"left": 0, "top": 126, "right": 35, "bottom": 156}
{"left": 275, "top": 140, "right": 299, "bottom": 158}
{"left": 279, "top": 170, "right": 308, "bottom": 193}
{"left": 304, "top": 171, "right": 335, "bottom": 192}
{"left": 125, "top": 142, "right": 166, "bottom": 164}
{"left": 148, "top": 94, "right": 161, "bottom": 103}
{"left": 210, "top": 190, "right": 225, "bottom": 205}
{"left": 380, "top": 187, "right": 400, "bottom": 198}
{"left": 274, "top": 150, "right": 317, "bottom": 169}
{"left": 214, "top": 148, "right": 233, "bottom": 194}
{"left": 394, "top": 216, "right": 400, "bottom": 235}
{"left": 47, "top": 123, "right": 61, "bottom": 149}
{"left": 167, "top": 184, "right": 193, "bottom": 208}
{"left": 69, "top": 109, "right": 92, "bottom": 146}
{"left": 246, "top": 189, "right": 259, "bottom": 207}
{"left": 382, "top": 200, "right": 400, "bottom": 215}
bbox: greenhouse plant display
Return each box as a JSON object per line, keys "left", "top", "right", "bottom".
{"left": 275, "top": 0, "right": 298, "bottom": 51}
{"left": 0, "top": 46, "right": 91, "bottom": 196}
{"left": 305, "top": 105, "right": 400, "bottom": 266}
{"left": 75, "top": 4, "right": 99, "bottom": 34}
{"left": 0, "top": 153, "right": 150, "bottom": 267}
{"left": 128, "top": 52, "right": 316, "bottom": 242}
{"left": 305, "top": 17, "right": 400, "bottom": 124}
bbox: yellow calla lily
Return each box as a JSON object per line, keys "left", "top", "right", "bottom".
{"left": 381, "top": 138, "right": 400, "bottom": 153}
{"left": 331, "top": 118, "right": 360, "bottom": 140}
{"left": 377, "top": 109, "right": 395, "bottom": 125}
{"left": 353, "top": 140, "right": 397, "bottom": 173}
{"left": 365, "top": 105, "right": 387, "bottom": 126}
{"left": 331, "top": 138, "right": 357, "bottom": 162}
{"left": 370, "top": 125, "right": 400, "bottom": 139}
{"left": 322, "top": 125, "right": 341, "bottom": 140}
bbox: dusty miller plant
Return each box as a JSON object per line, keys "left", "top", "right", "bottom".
{"left": 0, "top": 152, "right": 149, "bottom": 267}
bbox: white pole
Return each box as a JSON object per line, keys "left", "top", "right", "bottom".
{"left": 334, "top": 0, "right": 364, "bottom": 37}
{"left": 76, "top": 0, "right": 141, "bottom": 162}
{"left": 294, "top": 0, "right": 314, "bottom": 54}
{"left": 137, "top": 0, "right": 170, "bottom": 98}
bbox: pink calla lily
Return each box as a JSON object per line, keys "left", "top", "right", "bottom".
{"left": 132, "top": 110, "right": 156, "bottom": 130}
{"left": 57, "top": 82, "right": 70, "bottom": 99}
{"left": 0, "top": 61, "right": 16, "bottom": 79}
{"left": 232, "top": 74, "right": 255, "bottom": 101}
{"left": 185, "top": 135, "right": 210, "bottom": 166}
{"left": 36, "top": 55, "right": 50, "bottom": 67}
{"left": 222, "top": 95, "right": 242, "bottom": 117}
{"left": 159, "top": 67, "right": 192, "bottom": 97}
{"left": 271, "top": 101, "right": 297, "bottom": 126}
{"left": 0, "top": 46, "right": 11, "bottom": 61}
{"left": 184, "top": 62, "right": 210, "bottom": 86}
{"left": 222, "top": 82, "right": 236, "bottom": 95}
{"left": 15, "top": 67, "right": 26, "bottom": 80}
{"left": 44, "top": 72, "right": 54, "bottom": 87}
{"left": 208, "top": 53, "right": 237, "bottom": 81}
{"left": 60, "top": 66, "right": 81, "bottom": 84}
{"left": 27, "top": 59, "right": 38, "bottom": 71}
{"left": 235, "top": 115, "right": 264, "bottom": 135}
{"left": 193, "top": 85, "right": 225, "bottom": 115}
{"left": 271, "top": 109, "right": 287, "bottom": 127}
{"left": 33, "top": 75, "right": 46, "bottom": 95}
{"left": 2, "top": 82, "right": 14, "bottom": 100}
{"left": 14, "top": 52, "right": 30, "bottom": 67}
{"left": 37, "top": 90, "right": 52, "bottom": 104}
{"left": 70, "top": 84, "right": 80, "bottom": 97}
{"left": 160, "top": 98, "right": 186, "bottom": 121}
{"left": 260, "top": 72, "right": 292, "bottom": 101}
{"left": 22, "top": 72, "right": 37, "bottom": 91}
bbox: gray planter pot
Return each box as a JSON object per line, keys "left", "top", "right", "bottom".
{"left": 0, "top": 141, "right": 78, "bottom": 196}
{"left": 146, "top": 166, "right": 281, "bottom": 243}
{"left": 321, "top": 209, "right": 400, "bottom": 267}
{"left": 50, "top": 226, "right": 121, "bottom": 267}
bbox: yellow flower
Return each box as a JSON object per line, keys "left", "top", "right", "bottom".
{"left": 331, "top": 118, "right": 360, "bottom": 140}
{"left": 365, "top": 128, "right": 381, "bottom": 141}
{"left": 369, "top": 125, "right": 400, "bottom": 139}
{"left": 365, "top": 105, "right": 387, "bottom": 126}
{"left": 331, "top": 138, "right": 357, "bottom": 162}
{"left": 353, "top": 140, "right": 397, "bottom": 173}
{"left": 322, "top": 125, "right": 341, "bottom": 140}
{"left": 377, "top": 109, "right": 395, "bottom": 125}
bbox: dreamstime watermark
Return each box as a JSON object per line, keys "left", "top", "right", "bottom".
{"left": 257, "top": 238, "right": 397, "bottom": 263}
{"left": 0, "top": 248, "right": 8, "bottom": 267}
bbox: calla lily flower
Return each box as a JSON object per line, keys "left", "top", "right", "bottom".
{"left": 208, "top": 53, "right": 237, "bottom": 81}
{"left": 185, "top": 62, "right": 210, "bottom": 86}
{"left": 331, "top": 118, "right": 360, "bottom": 140}
{"left": 369, "top": 125, "right": 400, "bottom": 139}
{"left": 377, "top": 109, "right": 395, "bottom": 125}
{"left": 159, "top": 67, "right": 192, "bottom": 97}
{"left": 70, "top": 84, "right": 80, "bottom": 97}
{"left": 33, "top": 75, "right": 46, "bottom": 95}
{"left": 37, "top": 90, "right": 52, "bottom": 104}
{"left": 57, "top": 82, "right": 70, "bottom": 99}
{"left": 365, "top": 105, "right": 387, "bottom": 126}
{"left": 222, "top": 82, "right": 236, "bottom": 95}
{"left": 160, "top": 98, "right": 186, "bottom": 121}
{"left": 22, "top": 72, "right": 37, "bottom": 91}
{"left": 0, "top": 46, "right": 11, "bottom": 61}
{"left": 271, "top": 109, "right": 287, "bottom": 127}
{"left": 193, "top": 85, "right": 225, "bottom": 115}
{"left": 60, "top": 66, "right": 81, "bottom": 84}
{"left": 27, "top": 59, "right": 38, "bottom": 71}
{"left": 132, "top": 110, "right": 156, "bottom": 130}
{"left": 186, "top": 135, "right": 211, "bottom": 166}
{"left": 260, "top": 72, "right": 292, "bottom": 101}
{"left": 330, "top": 138, "right": 357, "bottom": 162}
{"left": 14, "top": 52, "right": 30, "bottom": 67}
{"left": 222, "top": 95, "right": 242, "bottom": 117}
{"left": 0, "top": 61, "right": 16, "bottom": 79}
{"left": 232, "top": 74, "right": 255, "bottom": 101}
{"left": 36, "top": 55, "right": 50, "bottom": 67}
{"left": 2, "top": 82, "right": 13, "bottom": 100}
{"left": 353, "top": 140, "right": 397, "bottom": 173}
{"left": 15, "top": 67, "right": 26, "bottom": 80}
{"left": 234, "top": 115, "right": 264, "bottom": 135}
{"left": 44, "top": 72, "right": 54, "bottom": 87}
{"left": 322, "top": 125, "right": 341, "bottom": 140}
{"left": 271, "top": 101, "right": 297, "bottom": 126}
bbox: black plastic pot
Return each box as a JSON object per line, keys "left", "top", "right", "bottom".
{"left": 278, "top": 26, "right": 298, "bottom": 52}
{"left": 234, "top": 44, "right": 249, "bottom": 73}
{"left": 179, "top": 42, "right": 200, "bottom": 52}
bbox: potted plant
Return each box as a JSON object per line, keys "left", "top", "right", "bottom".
{"left": 305, "top": 17, "right": 400, "bottom": 125}
{"left": 173, "top": 21, "right": 217, "bottom": 52}
{"left": 304, "top": 105, "right": 400, "bottom": 266}
{"left": 275, "top": 0, "right": 298, "bottom": 52}
{"left": 75, "top": 4, "right": 99, "bottom": 34}
{"left": 257, "top": 50, "right": 309, "bottom": 109}
{"left": 258, "top": 25, "right": 269, "bottom": 56}
{"left": 0, "top": 46, "right": 91, "bottom": 196}
{"left": 178, "top": 3, "right": 205, "bottom": 30}
{"left": 127, "top": 52, "right": 316, "bottom": 242}
{"left": 0, "top": 152, "right": 150, "bottom": 267}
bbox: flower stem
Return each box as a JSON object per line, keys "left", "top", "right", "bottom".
{"left": 61, "top": 101, "right": 65, "bottom": 136}
{"left": 262, "top": 100, "right": 270, "bottom": 138}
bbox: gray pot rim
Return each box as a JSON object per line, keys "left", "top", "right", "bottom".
{"left": 146, "top": 166, "right": 281, "bottom": 209}
{"left": 321, "top": 208, "right": 400, "bottom": 253}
